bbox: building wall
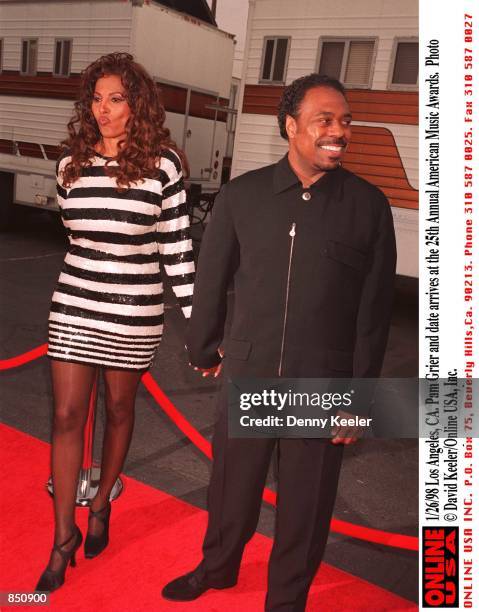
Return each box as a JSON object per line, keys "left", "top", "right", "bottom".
{"left": 231, "top": 0, "right": 418, "bottom": 192}
{"left": 0, "top": 96, "right": 73, "bottom": 147}
{"left": 230, "top": 0, "right": 418, "bottom": 276}
{"left": 244, "top": 0, "right": 417, "bottom": 87}
{"left": 0, "top": 1, "right": 133, "bottom": 73}
{"left": 132, "top": 2, "right": 234, "bottom": 98}
{"left": 0, "top": 1, "right": 234, "bottom": 188}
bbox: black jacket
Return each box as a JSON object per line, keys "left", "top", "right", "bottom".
{"left": 186, "top": 155, "right": 397, "bottom": 379}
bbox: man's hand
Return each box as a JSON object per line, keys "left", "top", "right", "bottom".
{"left": 191, "top": 349, "right": 224, "bottom": 378}
{"left": 331, "top": 409, "right": 363, "bottom": 445}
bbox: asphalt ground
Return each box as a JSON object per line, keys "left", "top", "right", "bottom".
{"left": 1, "top": 205, "right": 419, "bottom": 604}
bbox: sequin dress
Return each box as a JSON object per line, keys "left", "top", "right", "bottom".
{"left": 47, "top": 149, "right": 194, "bottom": 370}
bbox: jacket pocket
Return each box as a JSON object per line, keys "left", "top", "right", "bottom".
{"left": 324, "top": 241, "right": 367, "bottom": 272}
{"left": 327, "top": 348, "right": 354, "bottom": 372}
{"left": 226, "top": 338, "right": 252, "bottom": 360}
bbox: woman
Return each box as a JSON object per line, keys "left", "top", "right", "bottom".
{"left": 36, "top": 52, "right": 194, "bottom": 592}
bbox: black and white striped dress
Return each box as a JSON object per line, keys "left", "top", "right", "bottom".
{"left": 47, "top": 149, "right": 194, "bottom": 370}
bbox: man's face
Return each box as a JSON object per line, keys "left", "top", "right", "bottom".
{"left": 286, "top": 86, "right": 352, "bottom": 173}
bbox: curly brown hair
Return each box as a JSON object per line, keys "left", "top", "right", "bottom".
{"left": 61, "top": 52, "right": 189, "bottom": 189}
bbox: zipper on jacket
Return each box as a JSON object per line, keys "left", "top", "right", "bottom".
{"left": 278, "top": 222, "right": 296, "bottom": 376}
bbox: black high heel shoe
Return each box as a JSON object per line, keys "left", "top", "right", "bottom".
{"left": 84, "top": 501, "right": 111, "bottom": 559}
{"left": 35, "top": 526, "right": 82, "bottom": 593}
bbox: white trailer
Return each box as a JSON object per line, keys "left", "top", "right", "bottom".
{"left": 0, "top": 0, "right": 235, "bottom": 223}
{"left": 231, "top": 0, "right": 419, "bottom": 277}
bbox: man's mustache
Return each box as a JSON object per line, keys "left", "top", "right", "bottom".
{"left": 316, "top": 139, "right": 348, "bottom": 147}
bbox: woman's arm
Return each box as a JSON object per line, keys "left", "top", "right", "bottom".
{"left": 157, "top": 149, "right": 195, "bottom": 319}
{"left": 56, "top": 153, "right": 72, "bottom": 243}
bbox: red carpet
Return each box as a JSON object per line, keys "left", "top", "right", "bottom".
{"left": 0, "top": 348, "right": 419, "bottom": 553}
{"left": 0, "top": 424, "right": 417, "bottom": 611}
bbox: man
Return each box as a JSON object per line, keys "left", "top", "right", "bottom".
{"left": 162, "top": 74, "right": 396, "bottom": 611}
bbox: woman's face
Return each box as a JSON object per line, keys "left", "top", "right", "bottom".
{"left": 91, "top": 74, "right": 131, "bottom": 140}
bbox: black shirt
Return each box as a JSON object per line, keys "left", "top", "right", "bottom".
{"left": 187, "top": 154, "right": 397, "bottom": 379}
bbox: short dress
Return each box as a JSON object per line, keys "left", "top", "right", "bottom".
{"left": 47, "top": 148, "right": 194, "bottom": 370}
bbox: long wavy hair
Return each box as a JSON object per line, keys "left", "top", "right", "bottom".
{"left": 61, "top": 52, "right": 189, "bottom": 189}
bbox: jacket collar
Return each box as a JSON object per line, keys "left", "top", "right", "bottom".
{"left": 273, "top": 153, "right": 343, "bottom": 198}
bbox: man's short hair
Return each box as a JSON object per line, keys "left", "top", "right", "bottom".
{"left": 277, "top": 74, "right": 346, "bottom": 140}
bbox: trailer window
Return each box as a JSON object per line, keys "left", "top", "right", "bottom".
{"left": 21, "top": 39, "right": 38, "bottom": 75}
{"left": 318, "top": 38, "right": 376, "bottom": 88}
{"left": 317, "top": 42, "right": 344, "bottom": 81}
{"left": 54, "top": 39, "right": 72, "bottom": 77}
{"left": 260, "top": 37, "right": 290, "bottom": 84}
{"left": 389, "top": 40, "right": 418, "bottom": 89}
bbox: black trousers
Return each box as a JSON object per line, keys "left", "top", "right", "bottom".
{"left": 198, "top": 392, "right": 344, "bottom": 612}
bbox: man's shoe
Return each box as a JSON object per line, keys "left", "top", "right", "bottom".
{"left": 162, "top": 570, "right": 234, "bottom": 602}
